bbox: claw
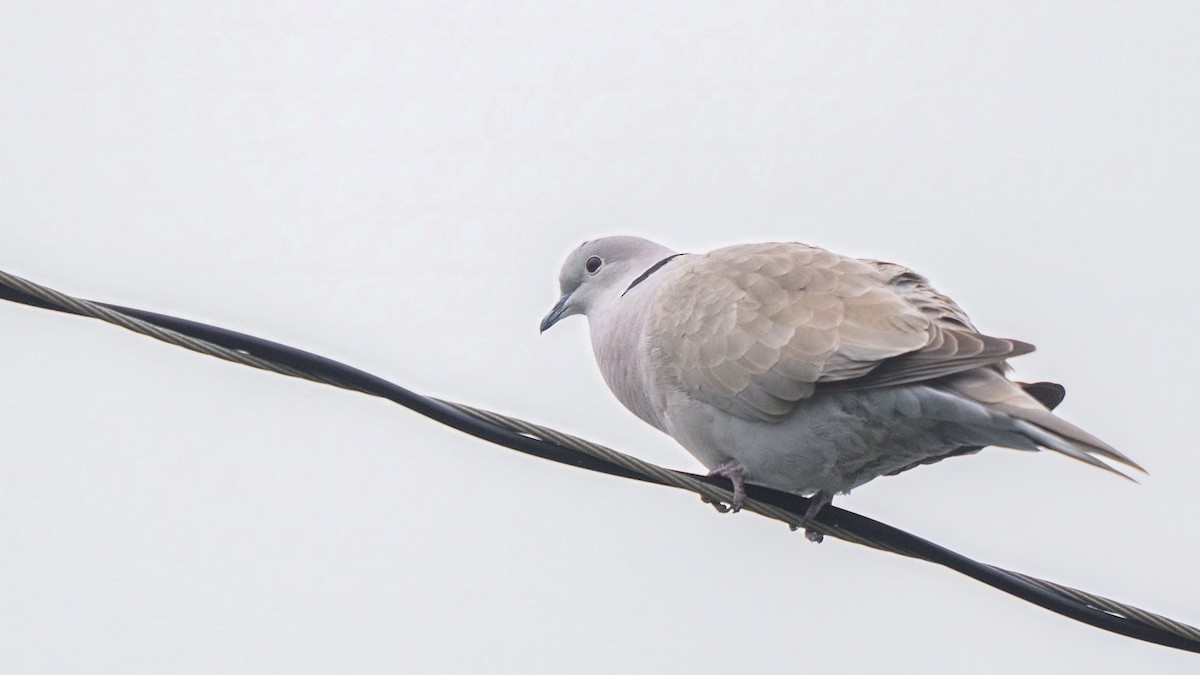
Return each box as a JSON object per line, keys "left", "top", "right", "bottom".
{"left": 706, "top": 458, "right": 747, "bottom": 512}
{"left": 700, "top": 495, "right": 731, "bottom": 513}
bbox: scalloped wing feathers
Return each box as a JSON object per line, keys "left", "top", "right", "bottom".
{"left": 646, "top": 243, "right": 1033, "bottom": 423}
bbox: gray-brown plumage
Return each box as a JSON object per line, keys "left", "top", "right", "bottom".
{"left": 540, "top": 236, "right": 1142, "bottom": 539}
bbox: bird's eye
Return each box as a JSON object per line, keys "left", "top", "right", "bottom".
{"left": 585, "top": 256, "right": 603, "bottom": 274}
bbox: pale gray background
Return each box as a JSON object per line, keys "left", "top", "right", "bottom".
{"left": 1, "top": 2, "right": 1197, "bottom": 673}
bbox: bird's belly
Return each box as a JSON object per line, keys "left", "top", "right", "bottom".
{"left": 662, "top": 387, "right": 964, "bottom": 495}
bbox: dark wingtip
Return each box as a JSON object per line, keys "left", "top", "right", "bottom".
{"left": 1019, "top": 381, "right": 1067, "bottom": 411}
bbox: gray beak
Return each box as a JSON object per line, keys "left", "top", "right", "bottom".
{"left": 540, "top": 294, "right": 571, "bottom": 333}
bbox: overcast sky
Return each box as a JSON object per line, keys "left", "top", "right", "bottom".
{"left": 1, "top": 2, "right": 1198, "bottom": 673}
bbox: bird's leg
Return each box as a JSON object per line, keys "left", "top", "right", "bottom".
{"left": 704, "top": 458, "right": 747, "bottom": 513}
{"left": 789, "top": 491, "right": 834, "bottom": 543}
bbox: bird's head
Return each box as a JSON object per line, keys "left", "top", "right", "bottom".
{"left": 540, "top": 236, "right": 676, "bottom": 332}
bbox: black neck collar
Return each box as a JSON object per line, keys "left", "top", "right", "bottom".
{"left": 622, "top": 254, "right": 684, "bottom": 297}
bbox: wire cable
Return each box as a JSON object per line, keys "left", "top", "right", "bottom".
{"left": 1, "top": 268, "right": 1196, "bottom": 653}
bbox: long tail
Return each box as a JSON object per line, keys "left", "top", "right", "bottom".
{"left": 940, "top": 370, "right": 1145, "bottom": 479}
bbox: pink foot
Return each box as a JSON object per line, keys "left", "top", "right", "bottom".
{"left": 788, "top": 491, "right": 833, "bottom": 543}
{"left": 706, "top": 458, "right": 747, "bottom": 512}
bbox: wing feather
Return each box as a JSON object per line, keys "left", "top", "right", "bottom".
{"left": 647, "top": 243, "right": 1032, "bottom": 422}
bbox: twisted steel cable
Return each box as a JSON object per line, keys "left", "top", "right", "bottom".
{"left": 0, "top": 268, "right": 1196, "bottom": 652}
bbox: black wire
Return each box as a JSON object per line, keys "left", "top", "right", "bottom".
{"left": 2, "top": 284, "right": 1197, "bottom": 654}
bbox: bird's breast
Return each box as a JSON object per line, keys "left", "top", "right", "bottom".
{"left": 588, "top": 300, "right": 669, "bottom": 433}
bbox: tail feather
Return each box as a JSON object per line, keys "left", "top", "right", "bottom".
{"left": 942, "top": 370, "right": 1144, "bottom": 479}
{"left": 995, "top": 403, "right": 1145, "bottom": 473}
{"left": 1012, "top": 419, "right": 1139, "bottom": 482}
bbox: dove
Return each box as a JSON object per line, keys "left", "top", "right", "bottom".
{"left": 540, "top": 236, "right": 1142, "bottom": 540}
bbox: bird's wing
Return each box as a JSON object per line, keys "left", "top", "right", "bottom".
{"left": 859, "top": 259, "right": 979, "bottom": 331}
{"left": 645, "top": 242, "right": 1033, "bottom": 423}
